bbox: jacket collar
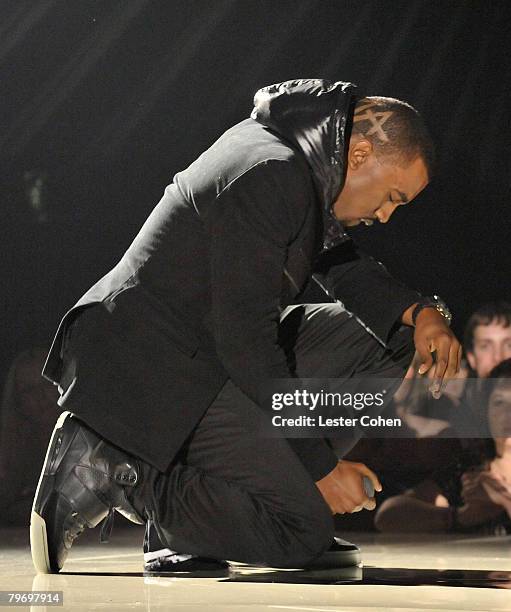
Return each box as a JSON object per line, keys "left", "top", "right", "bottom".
{"left": 251, "top": 78, "right": 358, "bottom": 250}
{"left": 251, "top": 79, "right": 358, "bottom": 211}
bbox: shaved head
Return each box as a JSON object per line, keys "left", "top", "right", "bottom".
{"left": 352, "top": 97, "right": 435, "bottom": 178}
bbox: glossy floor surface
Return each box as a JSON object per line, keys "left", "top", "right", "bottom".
{"left": 1, "top": 525, "right": 510, "bottom": 611}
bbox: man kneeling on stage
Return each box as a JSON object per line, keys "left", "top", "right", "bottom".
{"left": 31, "top": 79, "right": 460, "bottom": 577}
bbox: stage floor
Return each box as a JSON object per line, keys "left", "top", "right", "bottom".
{"left": 1, "top": 525, "right": 510, "bottom": 611}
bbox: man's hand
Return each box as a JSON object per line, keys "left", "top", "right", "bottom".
{"left": 315, "top": 460, "right": 382, "bottom": 515}
{"left": 403, "top": 305, "right": 462, "bottom": 399}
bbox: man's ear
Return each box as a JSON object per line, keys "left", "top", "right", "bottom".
{"left": 466, "top": 350, "right": 476, "bottom": 371}
{"left": 348, "top": 137, "right": 373, "bottom": 170}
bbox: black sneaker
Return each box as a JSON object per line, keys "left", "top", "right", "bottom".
{"left": 144, "top": 554, "right": 231, "bottom": 578}
{"left": 304, "top": 537, "right": 361, "bottom": 569}
{"left": 143, "top": 519, "right": 230, "bottom": 578}
{"left": 30, "top": 412, "right": 145, "bottom": 574}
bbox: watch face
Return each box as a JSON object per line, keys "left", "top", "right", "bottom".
{"left": 432, "top": 295, "right": 452, "bottom": 323}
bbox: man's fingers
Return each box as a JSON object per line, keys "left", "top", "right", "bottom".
{"left": 357, "top": 468, "right": 379, "bottom": 511}
{"left": 335, "top": 497, "right": 359, "bottom": 515}
{"left": 416, "top": 341, "right": 433, "bottom": 375}
{"left": 319, "top": 461, "right": 383, "bottom": 515}
{"left": 355, "top": 463, "right": 382, "bottom": 493}
{"left": 430, "top": 334, "right": 460, "bottom": 398}
{"left": 430, "top": 336, "right": 461, "bottom": 397}
{"left": 432, "top": 336, "right": 450, "bottom": 381}
{"left": 445, "top": 339, "right": 461, "bottom": 379}
{"left": 362, "top": 498, "right": 376, "bottom": 511}
{"left": 324, "top": 461, "right": 383, "bottom": 514}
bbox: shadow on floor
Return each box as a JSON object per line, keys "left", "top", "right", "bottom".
{"left": 58, "top": 566, "right": 511, "bottom": 589}
{"left": 225, "top": 565, "right": 511, "bottom": 589}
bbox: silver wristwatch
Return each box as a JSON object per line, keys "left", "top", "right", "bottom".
{"left": 412, "top": 295, "right": 452, "bottom": 326}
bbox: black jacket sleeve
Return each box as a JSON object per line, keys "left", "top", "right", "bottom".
{"left": 312, "top": 240, "right": 421, "bottom": 345}
{"left": 204, "top": 159, "right": 338, "bottom": 481}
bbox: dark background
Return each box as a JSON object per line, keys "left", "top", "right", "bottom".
{"left": 2, "top": 0, "right": 510, "bottom": 388}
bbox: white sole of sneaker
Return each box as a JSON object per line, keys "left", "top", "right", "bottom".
{"left": 30, "top": 411, "right": 72, "bottom": 574}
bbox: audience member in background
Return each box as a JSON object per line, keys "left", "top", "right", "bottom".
{"left": 477, "top": 360, "right": 511, "bottom": 520}
{"left": 337, "top": 301, "right": 511, "bottom": 531}
{"left": 465, "top": 302, "right": 511, "bottom": 379}
{"left": 0, "top": 348, "right": 58, "bottom": 524}
{"left": 458, "top": 301, "right": 511, "bottom": 433}
{"left": 374, "top": 359, "right": 511, "bottom": 534}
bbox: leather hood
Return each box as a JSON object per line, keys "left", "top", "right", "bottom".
{"left": 251, "top": 78, "right": 359, "bottom": 210}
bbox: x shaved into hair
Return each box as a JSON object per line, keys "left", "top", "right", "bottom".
{"left": 352, "top": 96, "right": 435, "bottom": 177}
{"left": 354, "top": 100, "right": 393, "bottom": 142}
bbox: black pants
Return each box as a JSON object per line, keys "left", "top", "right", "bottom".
{"left": 136, "top": 303, "right": 414, "bottom": 567}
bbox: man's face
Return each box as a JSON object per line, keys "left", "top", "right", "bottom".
{"left": 332, "top": 137, "right": 429, "bottom": 226}
{"left": 467, "top": 322, "right": 511, "bottom": 378}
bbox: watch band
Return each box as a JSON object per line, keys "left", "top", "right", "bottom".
{"left": 412, "top": 295, "right": 452, "bottom": 326}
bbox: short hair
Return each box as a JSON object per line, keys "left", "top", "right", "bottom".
{"left": 463, "top": 301, "right": 511, "bottom": 353}
{"left": 352, "top": 96, "right": 436, "bottom": 178}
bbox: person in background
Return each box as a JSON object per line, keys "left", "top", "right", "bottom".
{"left": 477, "top": 359, "right": 511, "bottom": 522}
{"left": 458, "top": 302, "right": 511, "bottom": 434}
{"left": 339, "top": 301, "right": 511, "bottom": 531}
{"left": 465, "top": 302, "right": 511, "bottom": 379}
{"left": 374, "top": 359, "right": 511, "bottom": 534}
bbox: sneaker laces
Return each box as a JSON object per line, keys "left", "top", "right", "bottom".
{"left": 65, "top": 513, "right": 86, "bottom": 546}
{"left": 99, "top": 508, "right": 115, "bottom": 544}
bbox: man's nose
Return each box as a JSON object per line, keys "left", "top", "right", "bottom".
{"left": 489, "top": 348, "right": 504, "bottom": 369}
{"left": 376, "top": 203, "right": 397, "bottom": 224}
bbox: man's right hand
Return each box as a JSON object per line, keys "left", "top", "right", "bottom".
{"left": 315, "top": 460, "right": 382, "bottom": 515}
